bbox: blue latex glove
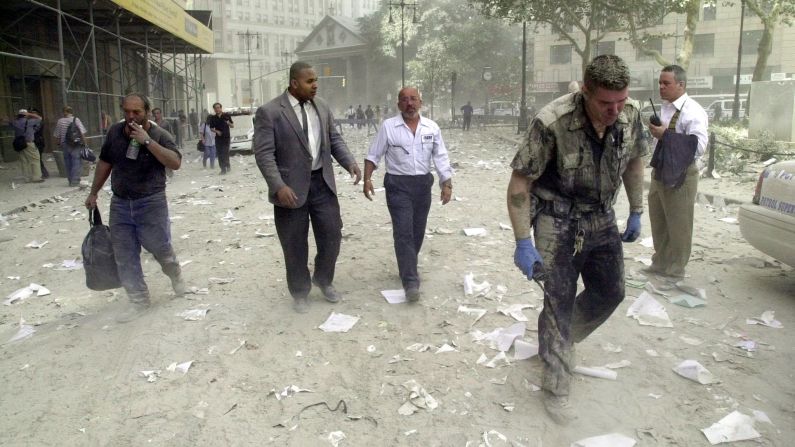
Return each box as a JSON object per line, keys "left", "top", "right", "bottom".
{"left": 621, "top": 212, "right": 642, "bottom": 242}
{"left": 514, "top": 238, "right": 544, "bottom": 280}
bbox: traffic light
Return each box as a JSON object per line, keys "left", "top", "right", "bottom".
{"left": 342, "top": 77, "right": 346, "bottom": 87}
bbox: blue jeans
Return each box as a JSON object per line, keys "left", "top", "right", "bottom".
{"left": 61, "top": 145, "right": 82, "bottom": 185}
{"left": 109, "top": 191, "right": 181, "bottom": 303}
{"left": 202, "top": 144, "right": 217, "bottom": 168}
{"left": 384, "top": 173, "right": 434, "bottom": 289}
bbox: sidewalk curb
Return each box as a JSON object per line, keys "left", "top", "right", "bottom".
{"left": 492, "top": 132, "right": 747, "bottom": 206}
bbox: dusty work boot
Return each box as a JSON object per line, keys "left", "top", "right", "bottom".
{"left": 543, "top": 392, "right": 577, "bottom": 425}
{"left": 116, "top": 301, "right": 151, "bottom": 324}
{"left": 171, "top": 274, "right": 187, "bottom": 297}
{"left": 405, "top": 286, "right": 421, "bottom": 302}
{"left": 292, "top": 296, "right": 309, "bottom": 314}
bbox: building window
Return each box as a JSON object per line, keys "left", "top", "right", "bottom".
{"left": 550, "top": 44, "right": 572, "bottom": 65}
{"left": 702, "top": 3, "right": 716, "bottom": 21}
{"left": 636, "top": 37, "right": 663, "bottom": 61}
{"left": 742, "top": 30, "right": 763, "bottom": 54}
{"left": 593, "top": 41, "right": 615, "bottom": 57}
{"left": 693, "top": 33, "right": 714, "bottom": 56}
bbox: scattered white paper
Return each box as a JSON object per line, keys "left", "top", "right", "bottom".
{"left": 8, "top": 318, "right": 35, "bottom": 342}
{"left": 327, "top": 431, "right": 346, "bottom": 447}
{"left": 673, "top": 360, "right": 717, "bottom": 384}
{"left": 221, "top": 210, "right": 239, "bottom": 222}
{"left": 58, "top": 259, "right": 83, "bottom": 270}
{"left": 604, "top": 360, "right": 631, "bottom": 369}
{"left": 166, "top": 360, "right": 193, "bottom": 374}
{"left": 497, "top": 303, "right": 534, "bottom": 322}
{"left": 458, "top": 305, "right": 487, "bottom": 324}
{"left": 463, "top": 228, "right": 487, "bottom": 237}
{"left": 513, "top": 339, "right": 539, "bottom": 360}
{"left": 601, "top": 343, "right": 623, "bottom": 353}
{"left": 463, "top": 273, "right": 491, "bottom": 296}
{"left": 633, "top": 257, "right": 653, "bottom": 266}
{"left": 640, "top": 237, "right": 654, "bottom": 248}
{"left": 140, "top": 370, "right": 161, "bottom": 383}
{"left": 478, "top": 351, "right": 510, "bottom": 368}
{"left": 25, "top": 240, "right": 48, "bottom": 249}
{"left": 208, "top": 277, "right": 235, "bottom": 284}
{"left": 177, "top": 309, "right": 209, "bottom": 321}
{"left": 752, "top": 409, "right": 772, "bottom": 425}
{"left": 571, "top": 433, "right": 636, "bottom": 447}
{"left": 499, "top": 222, "right": 512, "bottom": 230}
{"left": 701, "top": 411, "right": 761, "bottom": 444}
{"left": 718, "top": 217, "right": 738, "bottom": 224}
{"left": 271, "top": 385, "right": 313, "bottom": 400}
{"left": 255, "top": 230, "right": 275, "bottom": 238}
{"left": 626, "top": 292, "right": 673, "bottom": 327}
{"left": 3, "top": 283, "right": 50, "bottom": 305}
{"left": 471, "top": 322, "right": 526, "bottom": 351}
{"left": 435, "top": 343, "right": 457, "bottom": 354}
{"left": 405, "top": 343, "right": 432, "bottom": 352}
{"left": 381, "top": 289, "right": 407, "bottom": 304}
{"left": 746, "top": 310, "right": 782, "bottom": 328}
{"left": 318, "top": 312, "right": 359, "bottom": 333}
{"left": 399, "top": 379, "right": 438, "bottom": 415}
{"left": 179, "top": 260, "right": 193, "bottom": 268}
{"left": 574, "top": 366, "right": 618, "bottom": 381}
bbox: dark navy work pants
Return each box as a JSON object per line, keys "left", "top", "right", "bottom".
{"left": 384, "top": 173, "right": 434, "bottom": 289}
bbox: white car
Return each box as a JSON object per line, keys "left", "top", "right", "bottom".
{"left": 229, "top": 114, "right": 254, "bottom": 153}
{"left": 737, "top": 160, "right": 795, "bottom": 267}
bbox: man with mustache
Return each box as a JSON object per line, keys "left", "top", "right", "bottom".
{"left": 253, "top": 61, "right": 361, "bottom": 313}
{"left": 363, "top": 87, "right": 454, "bottom": 302}
{"left": 85, "top": 93, "right": 186, "bottom": 323}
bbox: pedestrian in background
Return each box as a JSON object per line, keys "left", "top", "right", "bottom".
{"left": 253, "top": 61, "right": 361, "bottom": 313}
{"left": 363, "top": 87, "right": 454, "bottom": 302}
{"left": 12, "top": 109, "right": 44, "bottom": 183}
{"left": 53, "top": 106, "right": 87, "bottom": 186}
{"left": 208, "top": 103, "right": 234, "bottom": 174}
{"left": 365, "top": 104, "right": 377, "bottom": 134}
{"left": 199, "top": 114, "right": 217, "bottom": 169}
{"left": 506, "top": 55, "right": 647, "bottom": 424}
{"left": 460, "top": 101, "right": 474, "bottom": 131}
{"left": 84, "top": 93, "right": 186, "bottom": 323}
{"left": 29, "top": 108, "right": 49, "bottom": 179}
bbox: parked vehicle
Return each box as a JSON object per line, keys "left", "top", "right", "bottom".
{"left": 229, "top": 114, "right": 254, "bottom": 153}
{"left": 737, "top": 160, "right": 795, "bottom": 267}
{"left": 706, "top": 98, "right": 747, "bottom": 121}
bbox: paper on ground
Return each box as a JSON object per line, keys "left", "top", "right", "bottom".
{"left": 318, "top": 312, "right": 359, "bottom": 332}
{"left": 626, "top": 292, "right": 673, "bottom": 327}
{"left": 435, "top": 343, "right": 457, "bottom": 354}
{"left": 513, "top": 339, "right": 538, "bottom": 360}
{"left": 499, "top": 222, "right": 512, "bottom": 230}
{"left": 640, "top": 237, "right": 654, "bottom": 248}
{"left": 381, "top": 289, "right": 406, "bottom": 304}
{"left": 571, "top": 433, "right": 636, "bottom": 447}
{"left": 463, "top": 273, "right": 491, "bottom": 296}
{"left": 25, "top": 240, "right": 48, "bottom": 249}
{"left": 398, "top": 379, "right": 438, "bottom": 415}
{"left": 271, "top": 385, "right": 313, "bottom": 400}
{"left": 673, "top": 360, "right": 717, "bottom": 384}
{"left": 58, "top": 259, "right": 82, "bottom": 270}
{"left": 463, "top": 227, "right": 487, "bottom": 237}
{"left": 8, "top": 318, "right": 35, "bottom": 342}
{"left": 746, "top": 310, "right": 783, "bottom": 328}
{"left": 477, "top": 351, "right": 511, "bottom": 368}
{"left": 166, "top": 360, "right": 193, "bottom": 374}
{"left": 669, "top": 294, "right": 706, "bottom": 308}
{"left": 497, "top": 303, "right": 534, "bottom": 322}
{"left": 4, "top": 283, "right": 51, "bottom": 305}
{"left": 701, "top": 411, "right": 761, "bottom": 444}
{"left": 458, "top": 305, "right": 487, "bottom": 324}
{"left": 327, "top": 431, "right": 346, "bottom": 447}
{"left": 177, "top": 309, "right": 209, "bottom": 321}
{"left": 574, "top": 366, "right": 618, "bottom": 380}
{"left": 471, "top": 322, "right": 526, "bottom": 351}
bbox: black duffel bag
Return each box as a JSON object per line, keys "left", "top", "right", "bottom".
{"left": 82, "top": 207, "right": 121, "bottom": 291}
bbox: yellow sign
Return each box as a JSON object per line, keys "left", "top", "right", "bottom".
{"left": 110, "top": 0, "right": 213, "bottom": 53}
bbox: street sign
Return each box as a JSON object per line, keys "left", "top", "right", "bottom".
{"left": 688, "top": 76, "right": 713, "bottom": 89}
{"left": 528, "top": 82, "right": 559, "bottom": 92}
{"left": 732, "top": 74, "right": 753, "bottom": 85}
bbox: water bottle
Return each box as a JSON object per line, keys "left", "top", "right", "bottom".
{"left": 126, "top": 138, "right": 140, "bottom": 160}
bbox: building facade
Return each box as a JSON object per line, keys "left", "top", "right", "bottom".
{"left": 530, "top": 3, "right": 795, "bottom": 107}
{"left": 189, "top": 0, "right": 378, "bottom": 112}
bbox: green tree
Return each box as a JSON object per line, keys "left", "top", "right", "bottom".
{"left": 743, "top": 0, "right": 795, "bottom": 81}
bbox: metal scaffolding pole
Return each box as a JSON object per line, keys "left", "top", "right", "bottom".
{"left": 115, "top": 13, "right": 124, "bottom": 93}
{"left": 144, "top": 28, "right": 151, "bottom": 98}
{"left": 57, "top": 0, "right": 67, "bottom": 105}
{"left": 172, "top": 38, "right": 178, "bottom": 114}
{"left": 89, "top": 0, "right": 102, "bottom": 138}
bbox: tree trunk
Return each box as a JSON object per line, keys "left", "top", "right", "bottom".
{"left": 753, "top": 21, "right": 775, "bottom": 81}
{"left": 675, "top": 0, "right": 701, "bottom": 70}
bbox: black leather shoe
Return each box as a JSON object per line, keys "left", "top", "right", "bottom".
{"left": 406, "top": 287, "right": 420, "bottom": 302}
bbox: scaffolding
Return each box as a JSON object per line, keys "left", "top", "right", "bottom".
{"left": 0, "top": 0, "right": 212, "bottom": 161}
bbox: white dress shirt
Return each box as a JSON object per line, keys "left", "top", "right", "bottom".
{"left": 657, "top": 92, "right": 709, "bottom": 159}
{"left": 288, "top": 92, "right": 321, "bottom": 170}
{"left": 366, "top": 114, "right": 454, "bottom": 185}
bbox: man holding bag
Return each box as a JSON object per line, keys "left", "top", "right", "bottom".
{"left": 54, "top": 106, "right": 87, "bottom": 186}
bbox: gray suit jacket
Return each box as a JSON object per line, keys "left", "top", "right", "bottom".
{"left": 253, "top": 91, "right": 355, "bottom": 208}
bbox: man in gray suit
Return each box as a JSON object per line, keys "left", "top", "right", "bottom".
{"left": 253, "top": 61, "right": 362, "bottom": 313}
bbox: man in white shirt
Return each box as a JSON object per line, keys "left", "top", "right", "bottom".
{"left": 363, "top": 87, "right": 454, "bottom": 302}
{"left": 647, "top": 65, "right": 709, "bottom": 277}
